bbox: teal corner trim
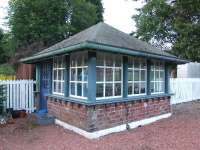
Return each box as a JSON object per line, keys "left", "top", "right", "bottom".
{"left": 123, "top": 56, "right": 128, "bottom": 98}
{"left": 165, "top": 63, "right": 170, "bottom": 94}
{"left": 147, "top": 60, "right": 151, "bottom": 95}
{"left": 36, "top": 63, "right": 41, "bottom": 92}
{"left": 49, "top": 62, "right": 53, "bottom": 94}
{"left": 87, "top": 51, "right": 96, "bottom": 102}
{"left": 64, "top": 55, "right": 70, "bottom": 97}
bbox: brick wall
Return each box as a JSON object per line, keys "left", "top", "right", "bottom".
{"left": 48, "top": 96, "right": 171, "bottom": 132}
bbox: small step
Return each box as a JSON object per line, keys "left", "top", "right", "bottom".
{"left": 32, "top": 112, "right": 55, "bottom": 126}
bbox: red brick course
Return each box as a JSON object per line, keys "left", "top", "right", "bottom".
{"left": 47, "top": 96, "right": 171, "bottom": 132}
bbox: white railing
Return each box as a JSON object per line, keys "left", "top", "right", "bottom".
{"left": 0, "top": 80, "right": 36, "bottom": 113}
{"left": 170, "top": 78, "right": 200, "bottom": 104}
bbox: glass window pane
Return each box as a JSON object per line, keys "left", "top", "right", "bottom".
{"left": 77, "top": 68, "right": 82, "bottom": 81}
{"left": 53, "top": 70, "right": 57, "bottom": 80}
{"left": 71, "top": 69, "right": 76, "bottom": 81}
{"left": 70, "top": 83, "right": 75, "bottom": 95}
{"left": 115, "top": 83, "right": 121, "bottom": 96}
{"left": 106, "top": 68, "right": 113, "bottom": 81}
{"left": 70, "top": 57, "right": 76, "bottom": 67}
{"left": 160, "top": 71, "right": 164, "bottom": 81}
{"left": 96, "top": 83, "right": 104, "bottom": 97}
{"left": 53, "top": 82, "right": 57, "bottom": 92}
{"left": 160, "top": 62, "right": 164, "bottom": 70}
{"left": 77, "top": 83, "right": 82, "bottom": 96}
{"left": 105, "top": 83, "right": 113, "bottom": 97}
{"left": 150, "top": 70, "right": 154, "bottom": 81}
{"left": 128, "top": 83, "right": 133, "bottom": 95}
{"left": 115, "top": 56, "right": 122, "bottom": 67}
{"left": 77, "top": 55, "right": 82, "bottom": 66}
{"left": 134, "top": 83, "right": 139, "bottom": 94}
{"left": 155, "top": 82, "right": 160, "bottom": 92}
{"left": 134, "top": 60, "right": 140, "bottom": 69}
{"left": 115, "top": 68, "right": 121, "bottom": 81}
{"left": 134, "top": 70, "right": 139, "bottom": 81}
{"left": 160, "top": 82, "right": 164, "bottom": 92}
{"left": 83, "top": 68, "right": 88, "bottom": 81}
{"left": 58, "top": 82, "right": 61, "bottom": 93}
{"left": 128, "top": 69, "right": 133, "bottom": 81}
{"left": 83, "top": 54, "right": 88, "bottom": 66}
{"left": 97, "top": 67, "right": 104, "bottom": 82}
{"left": 141, "top": 60, "right": 146, "bottom": 69}
{"left": 155, "top": 71, "right": 160, "bottom": 81}
{"left": 83, "top": 83, "right": 88, "bottom": 97}
{"left": 97, "top": 53, "right": 104, "bottom": 66}
{"left": 140, "top": 82, "right": 146, "bottom": 94}
{"left": 105, "top": 55, "right": 113, "bottom": 66}
{"left": 141, "top": 70, "right": 146, "bottom": 81}
{"left": 151, "top": 63, "right": 155, "bottom": 70}
{"left": 58, "top": 70, "right": 61, "bottom": 80}
{"left": 61, "top": 82, "right": 64, "bottom": 93}
{"left": 150, "top": 82, "right": 155, "bottom": 93}
{"left": 128, "top": 58, "right": 133, "bottom": 68}
{"left": 61, "top": 70, "right": 64, "bottom": 80}
{"left": 53, "top": 60, "right": 57, "bottom": 68}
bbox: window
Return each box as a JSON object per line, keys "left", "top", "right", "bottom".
{"left": 128, "top": 57, "right": 147, "bottom": 96}
{"left": 96, "top": 53, "right": 122, "bottom": 99}
{"left": 53, "top": 56, "right": 65, "bottom": 95}
{"left": 70, "top": 52, "right": 88, "bottom": 99}
{"left": 150, "top": 61, "right": 165, "bottom": 94}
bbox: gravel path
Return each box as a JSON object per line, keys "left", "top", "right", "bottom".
{"left": 1, "top": 101, "right": 200, "bottom": 150}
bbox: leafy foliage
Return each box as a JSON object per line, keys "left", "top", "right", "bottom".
{"left": 8, "top": 0, "right": 71, "bottom": 49}
{"left": 0, "top": 29, "right": 15, "bottom": 64}
{"left": 0, "top": 64, "right": 15, "bottom": 75}
{"left": 86, "top": 0, "right": 104, "bottom": 23}
{"left": 8, "top": 0, "right": 102, "bottom": 53}
{"left": 134, "top": 0, "right": 200, "bottom": 61}
{"left": 69, "top": 0, "right": 99, "bottom": 35}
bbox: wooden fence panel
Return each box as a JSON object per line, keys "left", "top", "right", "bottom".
{"left": 0, "top": 80, "right": 36, "bottom": 113}
{"left": 170, "top": 78, "right": 200, "bottom": 104}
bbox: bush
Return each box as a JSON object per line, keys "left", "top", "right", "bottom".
{"left": 0, "top": 64, "right": 15, "bottom": 75}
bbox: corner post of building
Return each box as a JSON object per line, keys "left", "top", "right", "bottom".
{"left": 147, "top": 59, "right": 151, "bottom": 95}
{"left": 64, "top": 55, "right": 70, "bottom": 97}
{"left": 49, "top": 60, "right": 53, "bottom": 94}
{"left": 165, "top": 62, "right": 170, "bottom": 94}
{"left": 123, "top": 56, "right": 128, "bottom": 98}
{"left": 88, "top": 51, "right": 96, "bottom": 103}
{"left": 35, "top": 63, "right": 41, "bottom": 92}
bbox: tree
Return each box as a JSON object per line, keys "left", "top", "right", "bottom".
{"left": 133, "top": 0, "right": 200, "bottom": 61}
{"left": 0, "top": 29, "right": 12, "bottom": 64}
{"left": 8, "top": 0, "right": 71, "bottom": 50}
{"left": 8, "top": 0, "right": 102, "bottom": 53}
{"left": 86, "top": 0, "right": 104, "bottom": 23}
{"left": 69, "top": 0, "right": 99, "bottom": 35}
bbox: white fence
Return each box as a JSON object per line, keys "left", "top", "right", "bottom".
{"left": 170, "top": 78, "right": 200, "bottom": 104}
{"left": 0, "top": 80, "right": 36, "bottom": 113}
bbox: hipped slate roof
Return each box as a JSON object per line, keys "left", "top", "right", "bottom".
{"left": 21, "top": 22, "right": 187, "bottom": 63}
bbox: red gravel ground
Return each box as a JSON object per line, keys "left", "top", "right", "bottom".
{"left": 1, "top": 101, "right": 200, "bottom": 150}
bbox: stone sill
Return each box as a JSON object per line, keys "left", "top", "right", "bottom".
{"left": 48, "top": 93, "right": 173, "bottom": 106}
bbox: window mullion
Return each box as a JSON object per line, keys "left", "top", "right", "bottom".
{"left": 133, "top": 60, "right": 134, "bottom": 95}
{"left": 113, "top": 61, "right": 115, "bottom": 96}
{"left": 103, "top": 58, "right": 106, "bottom": 98}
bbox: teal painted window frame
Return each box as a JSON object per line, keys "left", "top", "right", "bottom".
{"left": 39, "top": 50, "right": 171, "bottom": 104}
{"left": 96, "top": 52, "right": 123, "bottom": 100}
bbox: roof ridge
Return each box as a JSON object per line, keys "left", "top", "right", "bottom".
{"left": 89, "top": 22, "right": 103, "bottom": 41}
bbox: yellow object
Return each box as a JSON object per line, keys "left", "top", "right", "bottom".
{"left": 0, "top": 74, "right": 16, "bottom": 80}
